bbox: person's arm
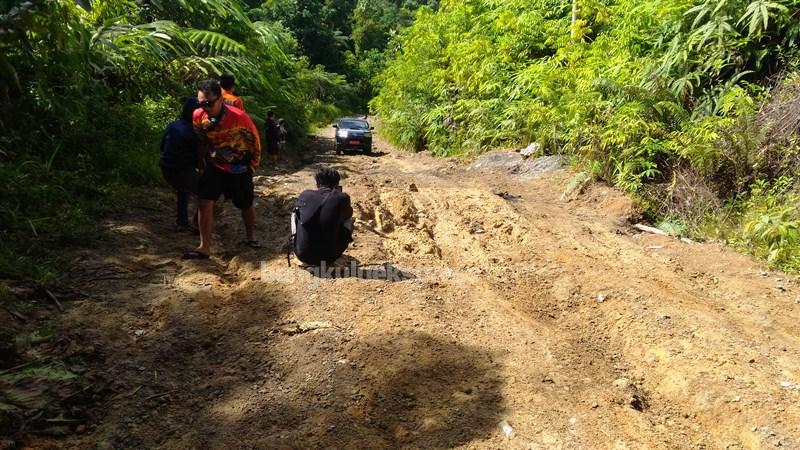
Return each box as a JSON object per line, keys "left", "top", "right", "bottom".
{"left": 341, "top": 194, "right": 354, "bottom": 235}
{"left": 243, "top": 113, "right": 261, "bottom": 170}
{"left": 341, "top": 193, "right": 353, "bottom": 222}
{"left": 194, "top": 136, "right": 206, "bottom": 172}
{"left": 341, "top": 194, "right": 354, "bottom": 234}
{"left": 192, "top": 111, "right": 208, "bottom": 172}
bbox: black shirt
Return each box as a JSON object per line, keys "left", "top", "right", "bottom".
{"left": 294, "top": 187, "right": 353, "bottom": 264}
{"left": 266, "top": 118, "right": 280, "bottom": 150}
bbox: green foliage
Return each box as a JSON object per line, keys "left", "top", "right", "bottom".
{"left": 249, "top": 0, "right": 356, "bottom": 71}
{"left": 249, "top": 0, "right": 437, "bottom": 111}
{"left": 374, "top": 0, "right": 800, "bottom": 158}
{"left": 14, "top": 328, "right": 55, "bottom": 354}
{"left": 1, "top": 364, "right": 78, "bottom": 385}
{"left": 373, "top": 0, "right": 800, "bottom": 270}
{"left": 656, "top": 218, "right": 687, "bottom": 235}
{"left": 0, "top": 283, "right": 11, "bottom": 307}
{"left": 0, "top": 0, "right": 346, "bottom": 282}
{"left": 739, "top": 178, "right": 800, "bottom": 270}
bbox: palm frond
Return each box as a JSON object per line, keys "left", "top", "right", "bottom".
{"left": 185, "top": 29, "right": 246, "bottom": 55}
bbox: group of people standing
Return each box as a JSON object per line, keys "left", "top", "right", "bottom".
{"left": 159, "top": 75, "right": 353, "bottom": 266}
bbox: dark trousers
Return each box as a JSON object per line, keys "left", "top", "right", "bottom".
{"left": 161, "top": 166, "right": 199, "bottom": 226}
{"left": 295, "top": 227, "right": 352, "bottom": 266}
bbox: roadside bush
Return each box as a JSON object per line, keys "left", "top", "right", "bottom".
{"left": 737, "top": 178, "right": 800, "bottom": 271}
{"left": 373, "top": 0, "right": 800, "bottom": 271}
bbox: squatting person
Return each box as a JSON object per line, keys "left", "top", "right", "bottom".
{"left": 291, "top": 168, "right": 353, "bottom": 266}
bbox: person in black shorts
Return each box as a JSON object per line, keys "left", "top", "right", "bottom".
{"left": 292, "top": 168, "right": 353, "bottom": 265}
{"left": 160, "top": 97, "right": 201, "bottom": 231}
{"left": 183, "top": 79, "right": 262, "bottom": 259}
{"left": 198, "top": 165, "right": 254, "bottom": 210}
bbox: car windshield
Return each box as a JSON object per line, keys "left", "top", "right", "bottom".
{"left": 339, "top": 119, "right": 369, "bottom": 130}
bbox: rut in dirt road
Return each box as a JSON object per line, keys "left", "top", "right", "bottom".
{"left": 42, "top": 130, "right": 800, "bottom": 449}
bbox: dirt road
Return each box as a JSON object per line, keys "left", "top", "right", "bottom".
{"left": 32, "top": 128, "right": 800, "bottom": 449}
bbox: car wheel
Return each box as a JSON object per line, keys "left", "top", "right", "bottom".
{"left": 364, "top": 146, "right": 372, "bottom": 155}
{"left": 335, "top": 145, "right": 343, "bottom": 155}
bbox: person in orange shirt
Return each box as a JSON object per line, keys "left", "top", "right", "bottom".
{"left": 220, "top": 73, "right": 245, "bottom": 111}
{"left": 182, "top": 79, "right": 261, "bottom": 259}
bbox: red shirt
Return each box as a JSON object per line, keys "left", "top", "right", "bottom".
{"left": 193, "top": 105, "right": 261, "bottom": 174}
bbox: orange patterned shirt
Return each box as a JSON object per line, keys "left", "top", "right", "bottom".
{"left": 193, "top": 105, "right": 261, "bottom": 174}
{"left": 222, "top": 89, "right": 245, "bottom": 111}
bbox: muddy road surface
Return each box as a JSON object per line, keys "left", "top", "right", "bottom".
{"left": 22, "top": 128, "right": 800, "bottom": 449}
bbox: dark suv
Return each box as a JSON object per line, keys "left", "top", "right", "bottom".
{"left": 334, "top": 118, "right": 373, "bottom": 154}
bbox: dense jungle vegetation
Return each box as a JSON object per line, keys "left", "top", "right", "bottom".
{"left": 0, "top": 0, "right": 431, "bottom": 282}
{"left": 373, "top": 0, "right": 800, "bottom": 272}
{"left": 1, "top": 0, "right": 799, "bottom": 282}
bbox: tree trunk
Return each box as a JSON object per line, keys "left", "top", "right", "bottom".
{"left": 571, "top": 0, "right": 579, "bottom": 41}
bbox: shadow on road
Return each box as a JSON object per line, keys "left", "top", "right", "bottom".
{"left": 190, "top": 332, "right": 506, "bottom": 449}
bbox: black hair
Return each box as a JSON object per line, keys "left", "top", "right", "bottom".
{"left": 197, "top": 79, "right": 221, "bottom": 98}
{"left": 220, "top": 73, "right": 235, "bottom": 90}
{"left": 180, "top": 96, "right": 201, "bottom": 122}
{"left": 315, "top": 167, "right": 341, "bottom": 189}
{"left": 267, "top": 110, "right": 276, "bottom": 119}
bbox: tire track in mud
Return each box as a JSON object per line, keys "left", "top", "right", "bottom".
{"left": 48, "top": 130, "right": 800, "bottom": 449}
{"left": 363, "top": 183, "right": 691, "bottom": 448}
{"left": 320, "top": 144, "right": 800, "bottom": 448}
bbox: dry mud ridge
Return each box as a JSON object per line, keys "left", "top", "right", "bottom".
{"left": 22, "top": 129, "right": 800, "bottom": 449}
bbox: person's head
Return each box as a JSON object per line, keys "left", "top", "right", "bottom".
{"left": 315, "top": 167, "right": 341, "bottom": 189}
{"left": 267, "top": 110, "right": 276, "bottom": 121}
{"left": 278, "top": 118, "right": 285, "bottom": 125}
{"left": 197, "top": 79, "right": 223, "bottom": 117}
{"left": 220, "top": 73, "right": 235, "bottom": 91}
{"left": 180, "top": 96, "right": 201, "bottom": 122}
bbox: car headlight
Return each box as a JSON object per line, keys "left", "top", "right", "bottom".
{"left": 337, "top": 129, "right": 348, "bottom": 138}
{"left": 363, "top": 132, "right": 372, "bottom": 137}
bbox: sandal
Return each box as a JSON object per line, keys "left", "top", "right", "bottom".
{"left": 182, "top": 250, "right": 210, "bottom": 260}
{"left": 240, "top": 240, "right": 263, "bottom": 249}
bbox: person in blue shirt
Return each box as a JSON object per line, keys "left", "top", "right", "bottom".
{"left": 160, "top": 97, "right": 201, "bottom": 231}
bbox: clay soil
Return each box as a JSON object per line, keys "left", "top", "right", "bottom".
{"left": 15, "top": 128, "right": 800, "bottom": 449}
